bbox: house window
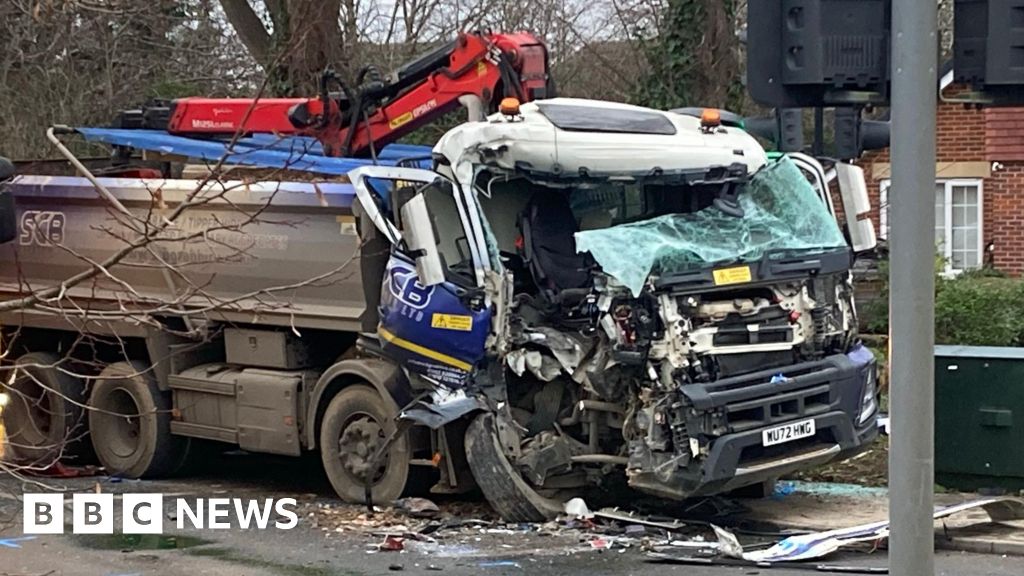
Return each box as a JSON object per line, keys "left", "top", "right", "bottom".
{"left": 879, "top": 179, "right": 983, "bottom": 272}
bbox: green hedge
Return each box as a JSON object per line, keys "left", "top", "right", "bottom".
{"left": 935, "top": 274, "right": 1024, "bottom": 346}
{"left": 866, "top": 263, "right": 1024, "bottom": 347}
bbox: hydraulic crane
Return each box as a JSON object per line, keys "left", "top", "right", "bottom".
{"left": 118, "top": 31, "right": 552, "bottom": 157}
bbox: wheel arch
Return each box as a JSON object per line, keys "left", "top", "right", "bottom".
{"left": 305, "top": 358, "right": 412, "bottom": 449}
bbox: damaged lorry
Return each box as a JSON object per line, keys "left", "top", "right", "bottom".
{"left": 0, "top": 98, "right": 879, "bottom": 521}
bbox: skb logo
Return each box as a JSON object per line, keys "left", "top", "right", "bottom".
{"left": 19, "top": 210, "right": 66, "bottom": 246}
{"left": 387, "top": 262, "right": 434, "bottom": 310}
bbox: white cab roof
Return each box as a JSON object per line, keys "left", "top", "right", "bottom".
{"left": 434, "top": 98, "right": 767, "bottom": 183}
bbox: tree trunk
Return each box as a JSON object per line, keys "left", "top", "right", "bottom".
{"left": 219, "top": 0, "right": 273, "bottom": 66}
{"left": 283, "top": 0, "right": 343, "bottom": 94}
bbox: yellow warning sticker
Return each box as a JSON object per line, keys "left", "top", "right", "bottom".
{"left": 712, "top": 265, "right": 752, "bottom": 286}
{"left": 389, "top": 111, "right": 414, "bottom": 129}
{"left": 431, "top": 313, "right": 473, "bottom": 331}
{"left": 477, "top": 61, "right": 488, "bottom": 76}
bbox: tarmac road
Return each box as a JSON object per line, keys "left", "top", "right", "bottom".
{"left": 0, "top": 452, "right": 1020, "bottom": 576}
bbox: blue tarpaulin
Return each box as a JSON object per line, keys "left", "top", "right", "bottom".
{"left": 75, "top": 128, "right": 433, "bottom": 176}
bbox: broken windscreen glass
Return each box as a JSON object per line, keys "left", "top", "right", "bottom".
{"left": 573, "top": 156, "right": 847, "bottom": 295}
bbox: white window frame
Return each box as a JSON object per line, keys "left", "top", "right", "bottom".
{"left": 879, "top": 178, "right": 984, "bottom": 274}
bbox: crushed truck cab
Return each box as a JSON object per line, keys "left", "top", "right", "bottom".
{"left": 351, "top": 98, "right": 879, "bottom": 517}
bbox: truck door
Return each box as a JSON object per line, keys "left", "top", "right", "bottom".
{"left": 787, "top": 152, "right": 877, "bottom": 253}
{"left": 349, "top": 166, "right": 492, "bottom": 387}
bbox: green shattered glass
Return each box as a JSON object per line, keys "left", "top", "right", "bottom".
{"left": 574, "top": 157, "right": 846, "bottom": 295}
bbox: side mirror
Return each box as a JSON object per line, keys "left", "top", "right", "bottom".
{"left": 835, "top": 163, "right": 877, "bottom": 253}
{"left": 400, "top": 193, "right": 445, "bottom": 286}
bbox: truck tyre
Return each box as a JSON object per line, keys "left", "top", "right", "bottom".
{"left": 465, "top": 413, "right": 563, "bottom": 522}
{"left": 2, "top": 352, "right": 88, "bottom": 466}
{"left": 88, "top": 361, "right": 188, "bottom": 477}
{"left": 319, "top": 385, "right": 410, "bottom": 504}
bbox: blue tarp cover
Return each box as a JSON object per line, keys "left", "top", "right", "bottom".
{"left": 76, "top": 128, "right": 433, "bottom": 175}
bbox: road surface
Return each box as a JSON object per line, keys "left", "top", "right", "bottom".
{"left": 0, "top": 452, "right": 1019, "bottom": 576}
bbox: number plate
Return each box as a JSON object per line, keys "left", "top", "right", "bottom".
{"left": 762, "top": 419, "right": 816, "bottom": 447}
{"left": 712, "top": 265, "right": 752, "bottom": 286}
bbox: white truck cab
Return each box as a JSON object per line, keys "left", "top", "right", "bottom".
{"left": 349, "top": 98, "right": 881, "bottom": 520}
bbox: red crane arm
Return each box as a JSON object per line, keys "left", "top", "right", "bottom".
{"left": 152, "top": 31, "right": 551, "bottom": 157}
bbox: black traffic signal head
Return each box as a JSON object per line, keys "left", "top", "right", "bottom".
{"left": 834, "top": 107, "right": 890, "bottom": 159}
{"left": 744, "top": 109, "right": 805, "bottom": 152}
{"left": 747, "top": 0, "right": 891, "bottom": 108}
{"left": 954, "top": 0, "right": 1024, "bottom": 103}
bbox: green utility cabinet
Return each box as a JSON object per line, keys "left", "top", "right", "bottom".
{"left": 935, "top": 345, "right": 1024, "bottom": 492}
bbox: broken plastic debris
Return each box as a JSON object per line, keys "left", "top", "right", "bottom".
{"left": 745, "top": 497, "right": 1024, "bottom": 563}
{"left": 624, "top": 524, "right": 647, "bottom": 536}
{"left": 772, "top": 481, "right": 796, "bottom": 499}
{"left": 668, "top": 539, "right": 719, "bottom": 550}
{"left": 710, "top": 524, "right": 745, "bottom": 559}
{"left": 396, "top": 497, "right": 441, "bottom": 518}
{"left": 378, "top": 535, "right": 405, "bottom": 552}
{"left": 877, "top": 414, "right": 890, "bottom": 435}
{"left": 846, "top": 343, "right": 874, "bottom": 366}
{"left": 564, "top": 497, "right": 593, "bottom": 519}
{"left": 770, "top": 373, "right": 788, "bottom": 384}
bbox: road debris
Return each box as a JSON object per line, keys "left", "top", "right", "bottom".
{"left": 396, "top": 497, "right": 441, "bottom": 518}
{"left": 303, "top": 490, "right": 1024, "bottom": 568}
{"left": 711, "top": 497, "right": 1024, "bottom": 563}
{"left": 710, "top": 524, "right": 745, "bottom": 558}
{"left": 592, "top": 507, "right": 687, "bottom": 530}
{"left": 646, "top": 554, "right": 889, "bottom": 574}
{"left": 563, "top": 497, "right": 593, "bottom": 519}
{"left": 377, "top": 535, "right": 405, "bottom": 552}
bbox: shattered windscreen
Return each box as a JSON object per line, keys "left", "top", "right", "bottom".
{"left": 574, "top": 157, "right": 847, "bottom": 295}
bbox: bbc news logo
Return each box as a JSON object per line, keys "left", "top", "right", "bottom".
{"left": 24, "top": 494, "right": 299, "bottom": 534}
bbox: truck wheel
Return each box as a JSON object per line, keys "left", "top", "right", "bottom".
{"left": 88, "top": 361, "right": 188, "bottom": 477}
{"left": 464, "top": 413, "right": 563, "bottom": 522}
{"left": 320, "top": 385, "right": 410, "bottom": 504}
{"left": 2, "top": 352, "right": 89, "bottom": 466}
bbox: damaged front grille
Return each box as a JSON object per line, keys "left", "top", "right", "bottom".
{"left": 724, "top": 383, "right": 833, "bottom": 432}
{"left": 712, "top": 325, "right": 793, "bottom": 346}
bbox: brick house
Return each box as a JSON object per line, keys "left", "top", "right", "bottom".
{"left": 860, "top": 72, "right": 1024, "bottom": 275}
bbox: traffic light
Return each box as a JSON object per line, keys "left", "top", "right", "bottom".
{"left": 834, "top": 107, "right": 891, "bottom": 160}
{"left": 747, "top": 0, "right": 891, "bottom": 108}
{"left": 954, "top": 0, "right": 1024, "bottom": 104}
{"left": 744, "top": 109, "right": 805, "bottom": 152}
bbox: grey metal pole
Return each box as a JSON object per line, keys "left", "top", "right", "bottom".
{"left": 889, "top": 1, "right": 937, "bottom": 575}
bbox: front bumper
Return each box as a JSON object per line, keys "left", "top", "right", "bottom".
{"left": 628, "top": 353, "right": 878, "bottom": 499}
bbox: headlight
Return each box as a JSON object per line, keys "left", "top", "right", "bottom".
{"left": 0, "top": 391, "right": 8, "bottom": 407}
{"left": 857, "top": 368, "right": 878, "bottom": 426}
